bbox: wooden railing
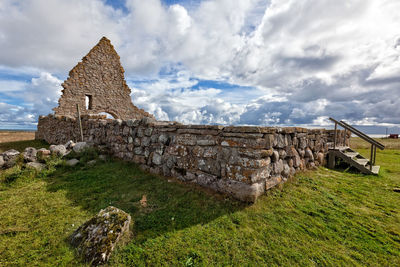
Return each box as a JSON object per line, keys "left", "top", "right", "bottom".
{"left": 329, "top": 117, "right": 385, "bottom": 170}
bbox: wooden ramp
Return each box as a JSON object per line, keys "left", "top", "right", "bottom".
{"left": 327, "top": 118, "right": 385, "bottom": 175}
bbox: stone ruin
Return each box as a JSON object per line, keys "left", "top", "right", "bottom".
{"left": 36, "top": 37, "right": 349, "bottom": 202}
{"left": 53, "top": 37, "right": 153, "bottom": 120}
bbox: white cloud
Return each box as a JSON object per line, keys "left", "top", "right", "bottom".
{"left": 0, "top": 0, "right": 400, "bottom": 129}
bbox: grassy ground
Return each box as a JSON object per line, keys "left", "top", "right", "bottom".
{"left": 0, "top": 138, "right": 399, "bottom": 266}
{"left": 350, "top": 136, "right": 400, "bottom": 150}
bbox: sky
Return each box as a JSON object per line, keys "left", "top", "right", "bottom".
{"left": 0, "top": 0, "right": 400, "bottom": 133}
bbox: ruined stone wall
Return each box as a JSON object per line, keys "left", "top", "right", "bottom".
{"left": 53, "top": 37, "right": 153, "bottom": 120}
{"left": 36, "top": 115, "right": 349, "bottom": 202}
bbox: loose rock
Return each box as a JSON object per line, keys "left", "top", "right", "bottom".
{"left": 26, "top": 162, "right": 46, "bottom": 171}
{"left": 2, "top": 149, "right": 20, "bottom": 169}
{"left": 87, "top": 160, "right": 97, "bottom": 166}
{"left": 23, "top": 147, "right": 37, "bottom": 162}
{"left": 50, "top": 145, "right": 67, "bottom": 157}
{"left": 69, "top": 206, "right": 131, "bottom": 265}
{"left": 66, "top": 158, "right": 80, "bottom": 167}
{"left": 73, "top": 142, "right": 89, "bottom": 153}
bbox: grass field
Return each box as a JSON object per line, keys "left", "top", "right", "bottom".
{"left": 0, "top": 136, "right": 399, "bottom": 266}
{"left": 0, "top": 130, "right": 35, "bottom": 143}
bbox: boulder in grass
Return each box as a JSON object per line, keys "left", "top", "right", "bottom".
{"left": 26, "top": 162, "right": 46, "bottom": 171}
{"left": 70, "top": 206, "right": 131, "bottom": 265}
{"left": 66, "top": 158, "right": 80, "bottom": 167}
{"left": 2, "top": 149, "right": 20, "bottom": 169}
{"left": 0, "top": 155, "right": 4, "bottom": 168}
{"left": 50, "top": 145, "right": 67, "bottom": 157}
{"left": 73, "top": 142, "right": 89, "bottom": 153}
{"left": 23, "top": 147, "right": 37, "bottom": 162}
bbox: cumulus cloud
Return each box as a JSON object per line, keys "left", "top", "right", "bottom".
{"left": 0, "top": 0, "right": 399, "bottom": 130}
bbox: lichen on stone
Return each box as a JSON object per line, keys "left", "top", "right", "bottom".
{"left": 70, "top": 206, "right": 131, "bottom": 265}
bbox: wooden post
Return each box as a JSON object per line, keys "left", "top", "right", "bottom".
{"left": 373, "top": 145, "right": 377, "bottom": 165}
{"left": 76, "top": 104, "right": 84, "bottom": 142}
{"left": 343, "top": 129, "right": 347, "bottom": 147}
{"left": 370, "top": 144, "right": 373, "bottom": 170}
{"left": 328, "top": 151, "right": 335, "bottom": 169}
{"left": 333, "top": 122, "right": 337, "bottom": 149}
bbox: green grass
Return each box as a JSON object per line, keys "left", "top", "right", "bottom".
{"left": 1, "top": 142, "right": 399, "bottom": 266}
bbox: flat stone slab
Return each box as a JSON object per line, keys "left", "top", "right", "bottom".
{"left": 70, "top": 206, "right": 131, "bottom": 265}
{"left": 26, "top": 162, "right": 46, "bottom": 171}
{"left": 66, "top": 159, "right": 80, "bottom": 167}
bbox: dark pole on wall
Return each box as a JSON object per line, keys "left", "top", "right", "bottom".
{"left": 76, "top": 104, "right": 84, "bottom": 142}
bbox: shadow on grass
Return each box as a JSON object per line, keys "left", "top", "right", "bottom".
{"left": 45, "top": 160, "right": 246, "bottom": 243}
{"left": 0, "top": 139, "right": 49, "bottom": 153}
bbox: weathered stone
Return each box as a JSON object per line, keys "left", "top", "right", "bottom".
{"left": 177, "top": 128, "right": 219, "bottom": 135}
{"left": 69, "top": 206, "right": 131, "bottom": 265}
{"left": 87, "top": 160, "right": 97, "bottom": 166}
{"left": 305, "top": 147, "right": 314, "bottom": 160}
{"left": 266, "top": 176, "right": 283, "bottom": 190}
{"left": 26, "top": 162, "right": 46, "bottom": 171}
{"left": 216, "top": 179, "right": 265, "bottom": 202}
{"left": 293, "top": 154, "right": 302, "bottom": 168}
{"left": 278, "top": 149, "right": 287, "bottom": 159}
{"left": 220, "top": 138, "right": 268, "bottom": 149}
{"left": 273, "top": 159, "right": 284, "bottom": 175}
{"left": 275, "top": 134, "right": 287, "bottom": 148}
{"left": 141, "top": 137, "right": 151, "bottom": 147}
{"left": 223, "top": 126, "right": 261, "bottom": 133}
{"left": 264, "top": 134, "right": 275, "bottom": 149}
{"left": 165, "top": 144, "right": 188, "bottom": 156}
{"left": 158, "top": 134, "right": 169, "bottom": 144}
{"left": 0, "top": 155, "right": 4, "bottom": 168}
{"left": 128, "top": 136, "right": 133, "bottom": 144}
{"left": 53, "top": 37, "right": 154, "bottom": 121}
{"left": 282, "top": 163, "right": 291, "bottom": 177}
{"left": 175, "top": 134, "right": 197, "bottom": 146}
{"left": 221, "top": 132, "right": 264, "bottom": 139}
{"left": 238, "top": 148, "right": 273, "bottom": 159}
{"left": 133, "top": 147, "right": 143, "bottom": 155}
{"left": 66, "top": 158, "right": 80, "bottom": 167}
{"left": 2, "top": 149, "right": 20, "bottom": 168}
{"left": 50, "top": 144, "right": 67, "bottom": 156}
{"left": 23, "top": 147, "right": 37, "bottom": 162}
{"left": 133, "top": 138, "right": 141, "bottom": 146}
{"left": 197, "top": 139, "right": 216, "bottom": 146}
{"left": 298, "top": 148, "right": 305, "bottom": 158}
{"left": 272, "top": 150, "right": 279, "bottom": 162}
{"left": 73, "top": 142, "right": 89, "bottom": 153}
{"left": 144, "top": 128, "right": 153, "bottom": 136}
{"left": 152, "top": 153, "right": 162, "bottom": 165}
{"left": 316, "top": 152, "right": 325, "bottom": 165}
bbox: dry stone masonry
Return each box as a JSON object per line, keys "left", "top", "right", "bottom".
{"left": 36, "top": 37, "right": 350, "bottom": 202}
{"left": 36, "top": 115, "right": 348, "bottom": 202}
{"left": 53, "top": 37, "right": 153, "bottom": 120}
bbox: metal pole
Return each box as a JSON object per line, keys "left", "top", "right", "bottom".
{"left": 76, "top": 104, "right": 84, "bottom": 142}
{"left": 333, "top": 122, "right": 337, "bottom": 149}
